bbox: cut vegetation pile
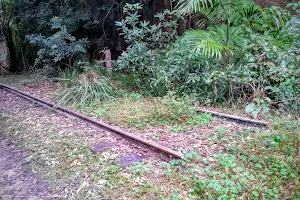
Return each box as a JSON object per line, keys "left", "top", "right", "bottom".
{"left": 57, "top": 71, "right": 116, "bottom": 108}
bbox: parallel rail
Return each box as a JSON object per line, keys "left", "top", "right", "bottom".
{"left": 0, "top": 83, "right": 268, "bottom": 160}
{"left": 0, "top": 83, "right": 184, "bottom": 159}
{"left": 198, "top": 109, "right": 268, "bottom": 127}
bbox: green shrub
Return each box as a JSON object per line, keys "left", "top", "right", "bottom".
{"left": 161, "top": 35, "right": 227, "bottom": 104}
{"left": 27, "top": 17, "right": 88, "bottom": 69}
{"left": 115, "top": 3, "right": 181, "bottom": 95}
{"left": 232, "top": 22, "right": 300, "bottom": 113}
{"left": 114, "top": 3, "right": 299, "bottom": 114}
{"left": 164, "top": 15, "right": 299, "bottom": 112}
{"left": 57, "top": 73, "right": 116, "bottom": 108}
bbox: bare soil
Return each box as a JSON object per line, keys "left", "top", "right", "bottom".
{"left": 0, "top": 135, "right": 54, "bottom": 200}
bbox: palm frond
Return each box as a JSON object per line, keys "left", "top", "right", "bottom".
{"left": 185, "top": 30, "right": 228, "bottom": 58}
{"left": 231, "top": 4, "right": 287, "bottom": 30}
{"left": 261, "top": 7, "right": 287, "bottom": 29}
{"left": 231, "top": 4, "right": 263, "bottom": 26}
{"left": 195, "top": 8, "right": 223, "bottom": 28}
{"left": 175, "top": 0, "right": 235, "bottom": 27}
{"left": 175, "top": 0, "right": 214, "bottom": 15}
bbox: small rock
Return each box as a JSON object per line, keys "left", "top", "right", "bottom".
{"left": 116, "top": 154, "right": 144, "bottom": 167}
{"left": 92, "top": 143, "right": 112, "bottom": 152}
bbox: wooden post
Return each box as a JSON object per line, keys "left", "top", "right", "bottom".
{"left": 104, "top": 49, "right": 112, "bottom": 77}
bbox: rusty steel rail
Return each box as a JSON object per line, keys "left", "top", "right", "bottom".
{"left": 198, "top": 108, "right": 268, "bottom": 126}
{"left": 0, "top": 83, "right": 184, "bottom": 159}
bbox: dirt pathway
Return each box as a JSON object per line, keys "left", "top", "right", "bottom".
{"left": 0, "top": 135, "right": 55, "bottom": 200}
{"left": 0, "top": 88, "right": 157, "bottom": 199}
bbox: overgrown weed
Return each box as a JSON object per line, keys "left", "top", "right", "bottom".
{"left": 189, "top": 117, "right": 300, "bottom": 199}
{"left": 83, "top": 92, "right": 212, "bottom": 130}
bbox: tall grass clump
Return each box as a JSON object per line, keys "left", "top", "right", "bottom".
{"left": 57, "top": 71, "right": 116, "bottom": 108}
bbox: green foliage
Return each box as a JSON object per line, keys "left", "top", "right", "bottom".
{"left": 159, "top": 36, "right": 227, "bottom": 103}
{"left": 287, "top": 2, "right": 300, "bottom": 14}
{"left": 191, "top": 117, "right": 300, "bottom": 199}
{"left": 57, "top": 68, "right": 79, "bottom": 87}
{"left": 27, "top": 18, "right": 88, "bottom": 69}
{"left": 83, "top": 92, "right": 212, "bottom": 129}
{"left": 116, "top": 3, "right": 181, "bottom": 48}
{"left": 232, "top": 25, "right": 300, "bottom": 112}
{"left": 160, "top": 5, "right": 298, "bottom": 111}
{"left": 185, "top": 29, "right": 228, "bottom": 58}
{"left": 57, "top": 73, "right": 116, "bottom": 108}
{"left": 0, "top": 0, "right": 25, "bottom": 71}
{"left": 175, "top": 0, "right": 290, "bottom": 68}
{"left": 115, "top": 3, "right": 181, "bottom": 94}
{"left": 0, "top": 0, "right": 88, "bottom": 71}
{"left": 245, "top": 97, "right": 271, "bottom": 118}
{"left": 113, "top": 3, "right": 297, "bottom": 111}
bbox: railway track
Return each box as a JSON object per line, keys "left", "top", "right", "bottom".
{"left": 0, "top": 83, "right": 268, "bottom": 161}
{"left": 0, "top": 83, "right": 184, "bottom": 159}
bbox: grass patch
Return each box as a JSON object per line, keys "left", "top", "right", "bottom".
{"left": 83, "top": 92, "right": 212, "bottom": 129}
{"left": 0, "top": 73, "right": 46, "bottom": 86}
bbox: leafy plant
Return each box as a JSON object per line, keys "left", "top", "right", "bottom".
{"left": 115, "top": 3, "right": 181, "bottom": 94}
{"left": 57, "top": 72, "right": 116, "bottom": 107}
{"left": 245, "top": 97, "right": 271, "bottom": 118}
{"left": 116, "top": 3, "right": 181, "bottom": 48}
{"left": 161, "top": 34, "right": 230, "bottom": 104}
{"left": 287, "top": 2, "right": 300, "bottom": 14}
{"left": 57, "top": 67, "right": 79, "bottom": 87}
{"left": 175, "top": 0, "right": 289, "bottom": 68}
{"left": 232, "top": 26, "right": 300, "bottom": 112}
{"left": 191, "top": 117, "right": 300, "bottom": 199}
{"left": 27, "top": 17, "right": 88, "bottom": 69}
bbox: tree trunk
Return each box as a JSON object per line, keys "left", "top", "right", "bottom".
{"left": 2, "top": 25, "right": 18, "bottom": 72}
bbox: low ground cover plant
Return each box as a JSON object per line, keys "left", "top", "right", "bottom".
{"left": 82, "top": 92, "right": 212, "bottom": 129}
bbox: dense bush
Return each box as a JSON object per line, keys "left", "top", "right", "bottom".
{"left": 232, "top": 26, "right": 299, "bottom": 112}
{"left": 27, "top": 18, "right": 88, "bottom": 70}
{"left": 115, "top": 3, "right": 181, "bottom": 94}
{"left": 115, "top": 2, "right": 299, "bottom": 115}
